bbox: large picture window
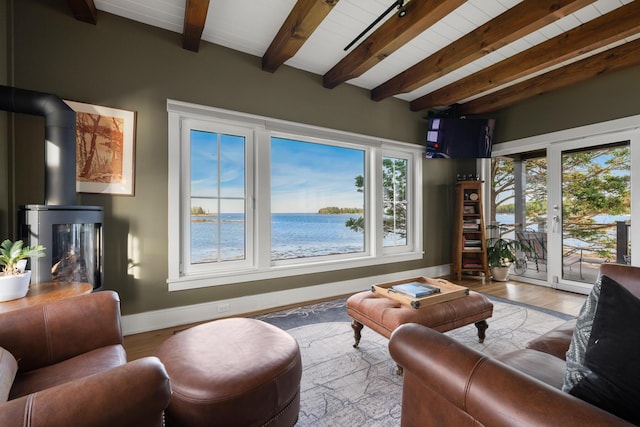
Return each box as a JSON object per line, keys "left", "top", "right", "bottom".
{"left": 167, "top": 100, "right": 423, "bottom": 291}
{"left": 270, "top": 137, "right": 365, "bottom": 261}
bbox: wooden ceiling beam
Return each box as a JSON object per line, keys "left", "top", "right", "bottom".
{"left": 322, "top": 0, "right": 466, "bottom": 89}
{"left": 457, "top": 37, "right": 640, "bottom": 115}
{"left": 67, "top": 0, "right": 97, "bottom": 25}
{"left": 371, "top": 0, "right": 595, "bottom": 102}
{"left": 183, "top": 0, "right": 210, "bottom": 52}
{"left": 262, "top": 0, "right": 340, "bottom": 73}
{"left": 410, "top": 1, "right": 640, "bottom": 112}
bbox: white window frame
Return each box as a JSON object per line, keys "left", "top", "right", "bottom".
{"left": 381, "top": 151, "right": 414, "bottom": 254}
{"left": 181, "top": 119, "right": 255, "bottom": 275}
{"left": 268, "top": 131, "right": 373, "bottom": 266}
{"left": 167, "top": 100, "right": 423, "bottom": 291}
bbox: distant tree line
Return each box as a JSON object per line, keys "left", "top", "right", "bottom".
{"left": 191, "top": 206, "right": 208, "bottom": 215}
{"left": 496, "top": 204, "right": 514, "bottom": 214}
{"left": 318, "top": 207, "right": 364, "bottom": 214}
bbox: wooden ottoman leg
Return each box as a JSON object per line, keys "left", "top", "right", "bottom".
{"left": 475, "top": 320, "right": 489, "bottom": 343}
{"left": 351, "top": 320, "right": 364, "bottom": 348}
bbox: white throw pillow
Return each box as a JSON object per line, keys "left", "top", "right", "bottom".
{"left": 563, "top": 274, "right": 602, "bottom": 392}
{"left": 0, "top": 346, "right": 18, "bottom": 402}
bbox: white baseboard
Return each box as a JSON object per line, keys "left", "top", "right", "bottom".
{"left": 121, "top": 264, "right": 450, "bottom": 335}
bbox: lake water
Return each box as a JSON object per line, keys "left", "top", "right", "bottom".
{"left": 191, "top": 212, "right": 626, "bottom": 263}
{"left": 494, "top": 213, "right": 630, "bottom": 231}
{"left": 191, "top": 213, "right": 375, "bottom": 263}
{"left": 494, "top": 213, "right": 630, "bottom": 249}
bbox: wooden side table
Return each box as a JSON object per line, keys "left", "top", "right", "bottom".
{"left": 0, "top": 281, "right": 93, "bottom": 313}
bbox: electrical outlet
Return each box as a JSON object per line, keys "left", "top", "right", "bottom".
{"left": 217, "top": 303, "right": 230, "bottom": 313}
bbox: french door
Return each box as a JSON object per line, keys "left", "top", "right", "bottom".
{"left": 548, "top": 136, "right": 631, "bottom": 293}
{"left": 489, "top": 153, "right": 548, "bottom": 282}
{"left": 488, "top": 116, "right": 640, "bottom": 294}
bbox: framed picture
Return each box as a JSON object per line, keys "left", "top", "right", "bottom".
{"left": 463, "top": 205, "right": 475, "bottom": 214}
{"left": 65, "top": 100, "right": 136, "bottom": 195}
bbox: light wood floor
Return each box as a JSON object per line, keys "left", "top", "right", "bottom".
{"left": 123, "top": 275, "right": 586, "bottom": 361}
{"left": 451, "top": 275, "right": 587, "bottom": 316}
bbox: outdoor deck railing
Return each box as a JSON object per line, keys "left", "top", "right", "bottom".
{"left": 616, "top": 220, "right": 631, "bottom": 264}
{"left": 502, "top": 220, "right": 631, "bottom": 280}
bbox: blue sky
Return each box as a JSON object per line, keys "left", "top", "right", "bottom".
{"left": 271, "top": 138, "right": 364, "bottom": 213}
{"left": 190, "top": 131, "right": 245, "bottom": 213}
{"left": 190, "top": 131, "right": 364, "bottom": 213}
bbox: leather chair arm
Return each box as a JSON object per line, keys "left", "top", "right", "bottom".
{"left": 0, "top": 291, "right": 123, "bottom": 372}
{"left": 525, "top": 318, "right": 576, "bottom": 360}
{"left": 1, "top": 357, "right": 171, "bottom": 427}
{"left": 389, "top": 323, "right": 633, "bottom": 427}
{"left": 600, "top": 263, "right": 640, "bottom": 299}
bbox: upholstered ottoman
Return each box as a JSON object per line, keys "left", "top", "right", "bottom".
{"left": 155, "top": 318, "right": 302, "bottom": 427}
{"left": 346, "top": 289, "right": 493, "bottom": 347}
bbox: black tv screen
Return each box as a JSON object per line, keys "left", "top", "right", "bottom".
{"left": 425, "top": 118, "right": 495, "bottom": 159}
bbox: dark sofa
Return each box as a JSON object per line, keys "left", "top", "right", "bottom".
{"left": 388, "top": 263, "right": 637, "bottom": 426}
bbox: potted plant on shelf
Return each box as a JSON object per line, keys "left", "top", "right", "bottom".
{"left": 486, "top": 226, "right": 530, "bottom": 282}
{"left": 0, "top": 239, "right": 45, "bottom": 302}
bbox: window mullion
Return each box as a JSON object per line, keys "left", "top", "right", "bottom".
{"left": 254, "top": 130, "right": 271, "bottom": 270}
{"left": 216, "top": 134, "right": 222, "bottom": 264}
{"left": 372, "top": 149, "right": 383, "bottom": 256}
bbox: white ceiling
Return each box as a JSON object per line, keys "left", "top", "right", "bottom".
{"left": 93, "top": 0, "right": 636, "bottom": 106}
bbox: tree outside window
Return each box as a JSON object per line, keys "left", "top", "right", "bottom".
{"left": 346, "top": 156, "right": 408, "bottom": 247}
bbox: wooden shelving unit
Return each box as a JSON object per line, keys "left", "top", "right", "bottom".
{"left": 451, "top": 180, "right": 489, "bottom": 280}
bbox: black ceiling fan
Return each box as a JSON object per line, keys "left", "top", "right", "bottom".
{"left": 344, "top": 0, "right": 407, "bottom": 51}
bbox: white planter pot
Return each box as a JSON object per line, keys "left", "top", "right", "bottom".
{"left": 490, "top": 266, "right": 510, "bottom": 282}
{"left": 0, "top": 271, "right": 32, "bottom": 302}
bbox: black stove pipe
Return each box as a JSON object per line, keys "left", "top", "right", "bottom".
{"left": 0, "top": 85, "right": 76, "bottom": 206}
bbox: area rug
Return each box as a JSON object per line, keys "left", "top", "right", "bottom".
{"left": 254, "top": 296, "right": 574, "bottom": 427}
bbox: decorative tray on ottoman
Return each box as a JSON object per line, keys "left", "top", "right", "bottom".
{"left": 371, "top": 276, "right": 469, "bottom": 309}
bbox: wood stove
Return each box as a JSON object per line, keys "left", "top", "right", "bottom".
{"left": 19, "top": 205, "right": 103, "bottom": 289}
{"left": 2, "top": 85, "right": 104, "bottom": 290}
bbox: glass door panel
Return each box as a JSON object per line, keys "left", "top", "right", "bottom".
{"left": 490, "top": 154, "right": 547, "bottom": 281}
{"left": 560, "top": 144, "right": 631, "bottom": 283}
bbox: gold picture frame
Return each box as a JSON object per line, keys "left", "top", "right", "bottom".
{"left": 65, "top": 100, "right": 136, "bottom": 195}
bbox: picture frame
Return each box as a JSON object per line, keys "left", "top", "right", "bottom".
{"left": 65, "top": 100, "right": 136, "bottom": 195}
{"left": 463, "top": 205, "right": 476, "bottom": 214}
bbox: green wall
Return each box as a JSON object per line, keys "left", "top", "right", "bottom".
{"left": 492, "top": 66, "right": 640, "bottom": 143}
{"left": 0, "top": 0, "right": 9, "bottom": 239}
{"left": 5, "top": 0, "right": 465, "bottom": 315}
{"left": 6, "top": 0, "right": 638, "bottom": 316}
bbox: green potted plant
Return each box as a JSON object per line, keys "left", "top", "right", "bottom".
{"left": 486, "top": 226, "right": 530, "bottom": 281}
{"left": 0, "top": 239, "right": 45, "bottom": 301}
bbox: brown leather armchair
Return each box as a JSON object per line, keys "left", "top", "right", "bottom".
{"left": 388, "top": 264, "right": 640, "bottom": 427}
{"left": 389, "top": 323, "right": 631, "bottom": 426}
{"left": 0, "top": 291, "right": 171, "bottom": 427}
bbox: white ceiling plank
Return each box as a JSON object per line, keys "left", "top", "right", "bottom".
{"left": 86, "top": 0, "right": 633, "bottom": 107}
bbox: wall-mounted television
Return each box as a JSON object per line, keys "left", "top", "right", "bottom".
{"left": 425, "top": 118, "right": 495, "bottom": 159}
